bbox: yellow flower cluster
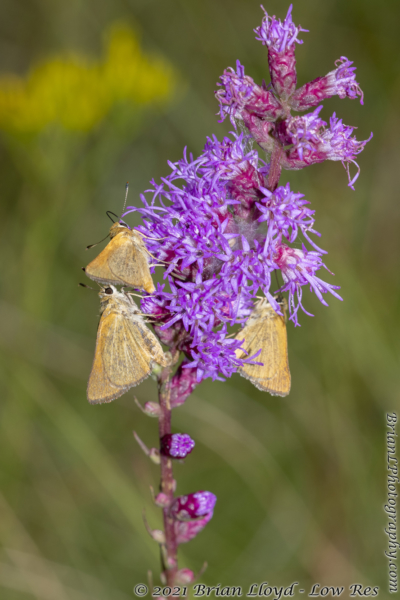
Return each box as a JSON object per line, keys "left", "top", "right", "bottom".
{"left": 0, "top": 25, "right": 177, "bottom": 133}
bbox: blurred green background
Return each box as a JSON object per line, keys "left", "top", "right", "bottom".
{"left": 0, "top": 0, "right": 397, "bottom": 598}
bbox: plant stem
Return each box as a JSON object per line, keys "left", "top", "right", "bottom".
{"left": 157, "top": 364, "right": 178, "bottom": 587}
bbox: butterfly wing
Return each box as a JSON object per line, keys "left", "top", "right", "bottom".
{"left": 236, "top": 306, "right": 291, "bottom": 396}
{"left": 87, "top": 308, "right": 155, "bottom": 404}
{"left": 131, "top": 317, "right": 169, "bottom": 369}
{"left": 85, "top": 231, "right": 155, "bottom": 293}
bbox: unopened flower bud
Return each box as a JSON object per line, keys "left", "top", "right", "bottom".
{"left": 175, "top": 569, "right": 195, "bottom": 584}
{"left": 170, "top": 363, "right": 199, "bottom": 408}
{"left": 143, "top": 402, "right": 162, "bottom": 417}
{"left": 166, "top": 556, "right": 177, "bottom": 569}
{"left": 149, "top": 448, "right": 160, "bottom": 464}
{"left": 151, "top": 363, "right": 163, "bottom": 379}
{"left": 160, "top": 433, "right": 195, "bottom": 459}
{"left": 154, "top": 492, "right": 170, "bottom": 508}
{"left": 170, "top": 491, "right": 216, "bottom": 521}
{"left": 134, "top": 397, "right": 162, "bottom": 417}
{"left": 150, "top": 529, "right": 166, "bottom": 544}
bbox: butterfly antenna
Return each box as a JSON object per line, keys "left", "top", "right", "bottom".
{"left": 125, "top": 291, "right": 145, "bottom": 299}
{"left": 140, "top": 232, "right": 168, "bottom": 241}
{"left": 170, "top": 270, "right": 186, "bottom": 281}
{"left": 86, "top": 233, "right": 110, "bottom": 250}
{"left": 79, "top": 283, "right": 96, "bottom": 291}
{"left": 122, "top": 182, "right": 129, "bottom": 214}
{"left": 106, "top": 211, "right": 119, "bottom": 223}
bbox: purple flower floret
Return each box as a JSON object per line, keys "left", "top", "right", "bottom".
{"left": 254, "top": 4, "right": 307, "bottom": 53}
{"left": 255, "top": 182, "right": 319, "bottom": 249}
{"left": 160, "top": 433, "right": 195, "bottom": 459}
{"left": 291, "top": 57, "right": 364, "bottom": 110}
{"left": 279, "top": 110, "right": 373, "bottom": 189}
{"left": 273, "top": 244, "right": 342, "bottom": 323}
{"left": 216, "top": 60, "right": 283, "bottom": 125}
{"left": 317, "top": 114, "right": 373, "bottom": 189}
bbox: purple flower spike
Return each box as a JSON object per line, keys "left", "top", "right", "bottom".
{"left": 170, "top": 491, "right": 217, "bottom": 521}
{"left": 160, "top": 433, "right": 195, "bottom": 459}
{"left": 291, "top": 57, "right": 364, "bottom": 111}
{"left": 124, "top": 6, "right": 371, "bottom": 383}
{"left": 109, "top": 4, "right": 374, "bottom": 584}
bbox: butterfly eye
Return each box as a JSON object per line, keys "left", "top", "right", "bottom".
{"left": 104, "top": 287, "right": 113, "bottom": 295}
{"left": 119, "top": 221, "right": 130, "bottom": 229}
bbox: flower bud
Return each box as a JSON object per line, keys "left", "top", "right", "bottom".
{"left": 170, "top": 363, "right": 199, "bottom": 408}
{"left": 150, "top": 529, "right": 166, "bottom": 544}
{"left": 142, "top": 402, "right": 162, "bottom": 417}
{"left": 134, "top": 397, "right": 162, "bottom": 417}
{"left": 160, "top": 433, "right": 195, "bottom": 459}
{"left": 149, "top": 448, "right": 160, "bottom": 464}
{"left": 170, "top": 491, "right": 216, "bottom": 521}
{"left": 174, "top": 512, "right": 214, "bottom": 545}
{"left": 175, "top": 569, "right": 195, "bottom": 584}
{"left": 166, "top": 556, "right": 177, "bottom": 569}
{"left": 154, "top": 492, "right": 170, "bottom": 508}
